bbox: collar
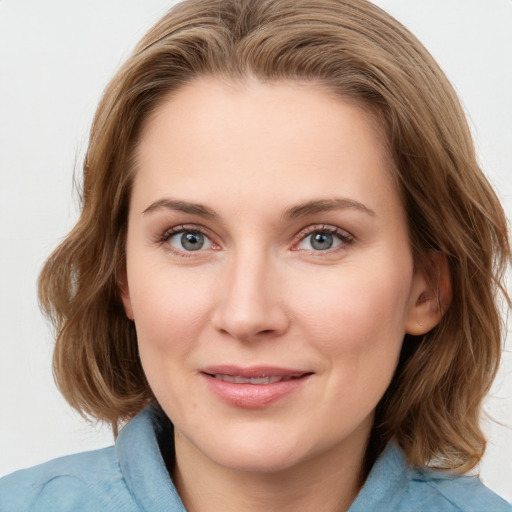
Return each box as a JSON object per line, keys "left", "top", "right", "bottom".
{"left": 348, "top": 442, "right": 411, "bottom": 511}
{"left": 116, "top": 406, "right": 186, "bottom": 512}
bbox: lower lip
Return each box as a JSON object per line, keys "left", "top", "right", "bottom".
{"left": 202, "top": 374, "right": 311, "bottom": 409}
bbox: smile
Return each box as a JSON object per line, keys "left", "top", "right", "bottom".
{"left": 212, "top": 374, "right": 298, "bottom": 384}
{"left": 201, "top": 366, "right": 313, "bottom": 408}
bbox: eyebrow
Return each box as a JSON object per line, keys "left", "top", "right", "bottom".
{"left": 141, "top": 197, "right": 376, "bottom": 219}
{"left": 283, "top": 198, "right": 376, "bottom": 219}
{"left": 142, "top": 199, "right": 218, "bottom": 218}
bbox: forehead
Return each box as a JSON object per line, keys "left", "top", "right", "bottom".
{"left": 132, "top": 77, "right": 400, "bottom": 220}
{"left": 139, "top": 76, "right": 390, "bottom": 159}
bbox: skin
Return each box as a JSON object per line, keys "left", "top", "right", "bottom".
{"left": 121, "top": 77, "right": 443, "bottom": 512}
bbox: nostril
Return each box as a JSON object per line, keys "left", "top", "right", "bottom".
{"left": 212, "top": 298, "right": 290, "bottom": 341}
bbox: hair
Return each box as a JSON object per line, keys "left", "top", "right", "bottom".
{"left": 38, "top": 0, "right": 509, "bottom": 474}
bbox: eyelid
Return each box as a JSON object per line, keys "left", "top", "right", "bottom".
{"left": 158, "top": 224, "right": 220, "bottom": 255}
{"left": 290, "top": 224, "right": 354, "bottom": 252}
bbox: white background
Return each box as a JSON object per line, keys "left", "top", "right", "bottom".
{"left": 1, "top": 0, "right": 511, "bottom": 503}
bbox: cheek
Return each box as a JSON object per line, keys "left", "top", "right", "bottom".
{"left": 128, "top": 264, "right": 216, "bottom": 353}
{"left": 289, "top": 261, "right": 413, "bottom": 427}
{"left": 289, "top": 260, "right": 412, "bottom": 357}
{"left": 128, "top": 266, "right": 217, "bottom": 416}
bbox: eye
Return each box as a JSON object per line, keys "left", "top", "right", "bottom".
{"left": 164, "top": 228, "right": 215, "bottom": 253}
{"left": 295, "top": 226, "right": 353, "bottom": 252}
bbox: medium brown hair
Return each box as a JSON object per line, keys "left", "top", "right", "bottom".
{"left": 39, "top": 0, "right": 510, "bottom": 473}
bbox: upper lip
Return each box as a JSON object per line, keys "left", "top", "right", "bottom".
{"left": 201, "top": 365, "right": 312, "bottom": 378}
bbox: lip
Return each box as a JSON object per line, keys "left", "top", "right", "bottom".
{"left": 200, "top": 365, "right": 313, "bottom": 409}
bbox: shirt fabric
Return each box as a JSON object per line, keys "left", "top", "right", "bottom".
{"left": 0, "top": 406, "right": 510, "bottom": 512}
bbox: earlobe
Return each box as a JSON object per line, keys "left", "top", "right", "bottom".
{"left": 405, "top": 254, "right": 452, "bottom": 336}
{"left": 117, "top": 268, "right": 135, "bottom": 321}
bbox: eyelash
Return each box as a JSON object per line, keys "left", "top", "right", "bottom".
{"left": 291, "top": 224, "right": 354, "bottom": 254}
{"left": 158, "top": 224, "right": 218, "bottom": 257}
{"left": 158, "top": 223, "right": 354, "bottom": 256}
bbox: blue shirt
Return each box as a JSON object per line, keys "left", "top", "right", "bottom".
{"left": 0, "top": 406, "right": 510, "bottom": 511}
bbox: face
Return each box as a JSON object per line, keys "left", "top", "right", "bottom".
{"left": 122, "top": 78, "right": 432, "bottom": 475}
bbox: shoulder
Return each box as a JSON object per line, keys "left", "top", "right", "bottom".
{"left": 0, "top": 446, "right": 138, "bottom": 512}
{"left": 405, "top": 465, "right": 511, "bottom": 512}
{"left": 0, "top": 406, "right": 183, "bottom": 512}
{"left": 351, "top": 444, "right": 511, "bottom": 512}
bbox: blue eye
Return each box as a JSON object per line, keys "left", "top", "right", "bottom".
{"left": 168, "top": 230, "right": 212, "bottom": 252}
{"left": 297, "top": 228, "right": 351, "bottom": 251}
{"left": 310, "top": 232, "right": 335, "bottom": 250}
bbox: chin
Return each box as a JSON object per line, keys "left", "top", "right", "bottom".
{"left": 212, "top": 443, "right": 305, "bottom": 474}
{"left": 188, "top": 424, "right": 311, "bottom": 474}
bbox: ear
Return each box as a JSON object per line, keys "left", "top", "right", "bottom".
{"left": 117, "top": 267, "right": 135, "bottom": 321}
{"left": 405, "top": 254, "right": 452, "bottom": 336}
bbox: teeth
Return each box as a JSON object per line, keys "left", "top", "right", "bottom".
{"left": 213, "top": 374, "right": 292, "bottom": 384}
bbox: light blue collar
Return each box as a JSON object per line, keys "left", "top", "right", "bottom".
{"left": 116, "top": 406, "right": 186, "bottom": 511}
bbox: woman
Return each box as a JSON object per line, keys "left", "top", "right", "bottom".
{"left": 1, "top": 0, "right": 510, "bottom": 510}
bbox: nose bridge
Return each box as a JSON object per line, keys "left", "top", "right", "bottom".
{"left": 213, "top": 244, "right": 287, "bottom": 340}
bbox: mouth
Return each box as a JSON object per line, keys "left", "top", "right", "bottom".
{"left": 209, "top": 374, "right": 302, "bottom": 384}
{"left": 201, "top": 365, "right": 312, "bottom": 382}
{"left": 200, "top": 366, "right": 313, "bottom": 408}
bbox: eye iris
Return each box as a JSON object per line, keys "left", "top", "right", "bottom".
{"left": 181, "top": 232, "right": 204, "bottom": 251}
{"left": 311, "top": 232, "right": 333, "bottom": 250}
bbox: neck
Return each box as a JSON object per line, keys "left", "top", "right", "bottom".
{"left": 172, "top": 429, "right": 370, "bottom": 512}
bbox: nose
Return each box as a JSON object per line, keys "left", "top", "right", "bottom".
{"left": 212, "top": 251, "right": 290, "bottom": 342}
